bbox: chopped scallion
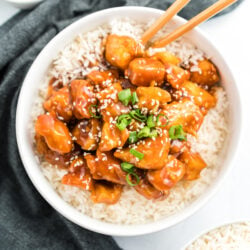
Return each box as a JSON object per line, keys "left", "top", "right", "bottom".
{"left": 156, "top": 114, "right": 169, "bottom": 127}
{"left": 128, "top": 131, "right": 138, "bottom": 144}
{"left": 169, "top": 125, "right": 187, "bottom": 141}
{"left": 116, "top": 114, "right": 132, "bottom": 131}
{"left": 126, "top": 172, "right": 140, "bottom": 186}
{"left": 121, "top": 162, "right": 134, "bottom": 172}
{"left": 118, "top": 89, "right": 131, "bottom": 106}
{"left": 131, "top": 92, "right": 139, "bottom": 105}
{"left": 129, "top": 148, "right": 144, "bottom": 160}
{"left": 137, "top": 126, "right": 150, "bottom": 138}
{"left": 129, "top": 109, "right": 147, "bottom": 122}
{"left": 88, "top": 104, "right": 101, "bottom": 119}
{"left": 147, "top": 115, "right": 156, "bottom": 128}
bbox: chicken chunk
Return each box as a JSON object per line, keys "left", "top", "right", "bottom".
{"left": 170, "top": 140, "right": 190, "bottom": 154}
{"left": 91, "top": 181, "right": 123, "bottom": 205}
{"left": 179, "top": 150, "right": 207, "bottom": 180}
{"left": 147, "top": 156, "right": 186, "bottom": 191}
{"left": 35, "top": 134, "right": 81, "bottom": 168}
{"left": 99, "top": 122, "right": 129, "bottom": 151}
{"left": 161, "top": 99, "right": 204, "bottom": 136}
{"left": 35, "top": 113, "right": 73, "bottom": 154}
{"left": 62, "top": 157, "right": 93, "bottom": 190}
{"left": 165, "top": 63, "right": 190, "bottom": 89}
{"left": 105, "top": 34, "right": 142, "bottom": 70}
{"left": 87, "top": 69, "right": 119, "bottom": 89}
{"left": 136, "top": 86, "right": 171, "bottom": 112}
{"left": 85, "top": 150, "right": 127, "bottom": 185}
{"left": 96, "top": 82, "right": 122, "bottom": 102}
{"left": 190, "top": 59, "right": 219, "bottom": 86}
{"left": 114, "top": 130, "right": 170, "bottom": 169}
{"left": 70, "top": 79, "right": 97, "bottom": 119}
{"left": 72, "top": 118, "right": 101, "bottom": 151}
{"left": 175, "top": 81, "right": 216, "bottom": 114}
{"left": 147, "top": 50, "right": 181, "bottom": 65}
{"left": 43, "top": 86, "right": 73, "bottom": 122}
{"left": 126, "top": 58, "right": 165, "bottom": 86}
{"left": 134, "top": 177, "right": 167, "bottom": 200}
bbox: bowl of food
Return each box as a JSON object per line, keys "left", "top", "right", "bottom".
{"left": 16, "top": 6, "right": 241, "bottom": 236}
{"left": 184, "top": 221, "right": 250, "bottom": 249}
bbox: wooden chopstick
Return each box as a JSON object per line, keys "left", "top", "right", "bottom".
{"left": 140, "top": 0, "right": 191, "bottom": 45}
{"left": 153, "top": 0, "right": 237, "bottom": 48}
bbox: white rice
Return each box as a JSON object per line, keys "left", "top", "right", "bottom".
{"left": 31, "top": 18, "right": 229, "bottom": 224}
{"left": 186, "top": 222, "right": 250, "bottom": 249}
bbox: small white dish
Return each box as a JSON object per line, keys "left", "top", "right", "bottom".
{"left": 16, "top": 6, "right": 242, "bottom": 236}
{"left": 4, "top": 0, "right": 44, "bottom": 9}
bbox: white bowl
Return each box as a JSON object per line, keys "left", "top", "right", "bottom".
{"left": 4, "top": 0, "right": 44, "bottom": 9}
{"left": 16, "top": 6, "right": 242, "bottom": 236}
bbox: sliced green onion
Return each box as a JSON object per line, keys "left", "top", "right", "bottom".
{"left": 116, "top": 114, "right": 132, "bottom": 131}
{"left": 156, "top": 114, "right": 169, "bottom": 127}
{"left": 137, "top": 126, "right": 150, "bottom": 138}
{"left": 149, "top": 129, "right": 158, "bottom": 138}
{"left": 147, "top": 115, "right": 156, "bottom": 128}
{"left": 169, "top": 125, "right": 187, "bottom": 141}
{"left": 121, "top": 162, "right": 134, "bottom": 172}
{"left": 129, "top": 148, "right": 144, "bottom": 160}
{"left": 88, "top": 104, "right": 101, "bottom": 119}
{"left": 128, "top": 131, "right": 138, "bottom": 144}
{"left": 129, "top": 109, "right": 147, "bottom": 122}
{"left": 131, "top": 92, "right": 139, "bottom": 105}
{"left": 126, "top": 172, "right": 140, "bottom": 186}
{"left": 118, "top": 89, "right": 131, "bottom": 106}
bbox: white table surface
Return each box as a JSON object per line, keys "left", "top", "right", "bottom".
{"left": 1, "top": 1, "right": 250, "bottom": 249}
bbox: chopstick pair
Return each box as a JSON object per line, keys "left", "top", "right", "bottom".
{"left": 141, "top": 0, "right": 238, "bottom": 48}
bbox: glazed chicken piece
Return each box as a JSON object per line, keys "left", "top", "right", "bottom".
{"left": 85, "top": 150, "right": 127, "bottom": 185}
{"left": 99, "top": 122, "right": 129, "bottom": 151}
{"left": 165, "top": 63, "right": 190, "bottom": 89}
{"left": 43, "top": 86, "right": 73, "bottom": 122}
{"left": 126, "top": 58, "right": 165, "bottom": 86}
{"left": 134, "top": 177, "right": 167, "bottom": 200}
{"left": 87, "top": 69, "right": 119, "bottom": 89}
{"left": 72, "top": 118, "right": 101, "bottom": 151}
{"left": 91, "top": 181, "right": 123, "bottom": 205}
{"left": 190, "top": 59, "right": 220, "bottom": 86}
{"left": 175, "top": 81, "right": 216, "bottom": 114}
{"left": 136, "top": 86, "right": 171, "bottom": 112}
{"left": 147, "top": 50, "right": 181, "bottom": 66}
{"left": 147, "top": 156, "right": 186, "bottom": 191}
{"left": 161, "top": 99, "right": 204, "bottom": 136}
{"left": 35, "top": 113, "right": 73, "bottom": 154}
{"left": 105, "top": 34, "right": 143, "bottom": 70}
{"left": 96, "top": 82, "right": 122, "bottom": 102}
{"left": 62, "top": 157, "right": 93, "bottom": 190}
{"left": 114, "top": 130, "right": 170, "bottom": 169}
{"left": 179, "top": 150, "right": 207, "bottom": 180}
{"left": 70, "top": 79, "right": 97, "bottom": 119}
{"left": 35, "top": 134, "right": 81, "bottom": 168}
{"left": 170, "top": 139, "right": 190, "bottom": 154}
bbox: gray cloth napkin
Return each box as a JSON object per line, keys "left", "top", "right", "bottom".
{"left": 0, "top": 0, "right": 243, "bottom": 249}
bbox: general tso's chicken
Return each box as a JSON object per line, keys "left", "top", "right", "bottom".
{"left": 85, "top": 150, "right": 127, "bottom": 185}
{"left": 43, "top": 86, "right": 73, "bottom": 122}
{"left": 100, "top": 101, "right": 130, "bottom": 123}
{"left": 70, "top": 79, "right": 97, "bottom": 119}
{"left": 114, "top": 131, "right": 170, "bottom": 169}
{"left": 147, "top": 156, "right": 186, "bottom": 191}
{"left": 105, "top": 34, "right": 143, "bottom": 70}
{"left": 126, "top": 58, "right": 165, "bottom": 86}
{"left": 91, "top": 181, "right": 123, "bottom": 205}
{"left": 165, "top": 63, "right": 190, "bottom": 89}
{"left": 190, "top": 59, "right": 220, "bottom": 86}
{"left": 170, "top": 140, "right": 190, "bottom": 154}
{"left": 72, "top": 118, "right": 101, "bottom": 151}
{"left": 35, "top": 113, "right": 73, "bottom": 154}
{"left": 147, "top": 50, "right": 181, "bottom": 66}
{"left": 134, "top": 177, "right": 167, "bottom": 200}
{"left": 35, "top": 134, "right": 81, "bottom": 168}
{"left": 136, "top": 86, "right": 171, "bottom": 112}
{"left": 87, "top": 69, "right": 119, "bottom": 89}
{"left": 99, "top": 122, "right": 129, "bottom": 151}
{"left": 179, "top": 150, "right": 206, "bottom": 180}
{"left": 62, "top": 157, "right": 93, "bottom": 190}
{"left": 96, "top": 82, "right": 122, "bottom": 102}
{"left": 162, "top": 99, "right": 204, "bottom": 136}
{"left": 175, "top": 81, "right": 216, "bottom": 114}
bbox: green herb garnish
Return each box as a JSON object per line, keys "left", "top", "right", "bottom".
{"left": 147, "top": 115, "right": 156, "bottom": 128}
{"left": 129, "top": 148, "right": 144, "bottom": 160}
{"left": 137, "top": 126, "right": 151, "bottom": 138}
{"left": 118, "top": 89, "right": 132, "bottom": 106}
{"left": 128, "top": 131, "right": 138, "bottom": 144}
{"left": 116, "top": 114, "right": 132, "bottom": 130}
{"left": 129, "top": 109, "right": 147, "bottom": 122}
{"left": 131, "top": 92, "right": 139, "bottom": 105}
{"left": 88, "top": 104, "right": 101, "bottom": 119}
{"left": 126, "top": 172, "right": 140, "bottom": 186}
{"left": 156, "top": 114, "right": 169, "bottom": 127}
{"left": 169, "top": 125, "right": 187, "bottom": 141}
{"left": 121, "top": 162, "right": 134, "bottom": 172}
